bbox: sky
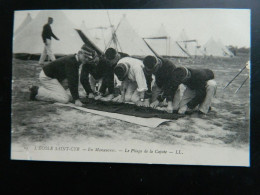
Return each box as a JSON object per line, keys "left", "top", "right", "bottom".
{"left": 14, "top": 9, "right": 250, "bottom": 48}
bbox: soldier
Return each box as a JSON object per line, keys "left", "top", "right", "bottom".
{"left": 113, "top": 57, "right": 148, "bottom": 106}
{"left": 39, "top": 17, "right": 59, "bottom": 67}
{"left": 30, "top": 44, "right": 97, "bottom": 107}
{"left": 171, "top": 67, "right": 217, "bottom": 114}
{"left": 142, "top": 55, "right": 182, "bottom": 113}
{"left": 94, "top": 48, "right": 129, "bottom": 101}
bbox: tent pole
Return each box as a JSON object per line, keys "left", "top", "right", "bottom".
{"left": 143, "top": 38, "right": 161, "bottom": 58}
{"left": 176, "top": 41, "right": 191, "bottom": 57}
{"left": 169, "top": 37, "right": 171, "bottom": 57}
{"left": 165, "top": 38, "right": 167, "bottom": 56}
{"left": 223, "top": 65, "right": 247, "bottom": 89}
{"left": 235, "top": 76, "right": 249, "bottom": 94}
{"left": 105, "top": 12, "right": 124, "bottom": 52}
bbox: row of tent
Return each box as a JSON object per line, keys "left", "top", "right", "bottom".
{"left": 143, "top": 24, "right": 234, "bottom": 58}
{"left": 13, "top": 10, "right": 234, "bottom": 59}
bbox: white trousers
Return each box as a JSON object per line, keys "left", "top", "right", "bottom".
{"left": 179, "top": 80, "right": 217, "bottom": 114}
{"left": 39, "top": 39, "right": 56, "bottom": 64}
{"left": 36, "top": 70, "right": 72, "bottom": 103}
{"left": 123, "top": 81, "right": 143, "bottom": 103}
{"left": 151, "top": 83, "right": 185, "bottom": 110}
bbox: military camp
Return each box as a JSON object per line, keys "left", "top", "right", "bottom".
{"left": 11, "top": 9, "right": 250, "bottom": 166}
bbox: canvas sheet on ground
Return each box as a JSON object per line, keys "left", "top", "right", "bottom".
{"left": 11, "top": 9, "right": 250, "bottom": 166}
{"left": 54, "top": 102, "right": 175, "bottom": 128}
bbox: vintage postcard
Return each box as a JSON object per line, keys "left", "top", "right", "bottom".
{"left": 11, "top": 9, "right": 250, "bottom": 166}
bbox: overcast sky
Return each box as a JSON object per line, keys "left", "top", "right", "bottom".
{"left": 14, "top": 9, "right": 250, "bottom": 48}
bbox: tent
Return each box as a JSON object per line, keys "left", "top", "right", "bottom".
{"left": 107, "top": 15, "right": 154, "bottom": 57}
{"left": 204, "top": 37, "right": 230, "bottom": 57}
{"left": 144, "top": 24, "right": 189, "bottom": 58}
{"left": 217, "top": 39, "right": 234, "bottom": 57}
{"left": 144, "top": 24, "right": 170, "bottom": 56}
{"left": 79, "top": 20, "right": 112, "bottom": 52}
{"left": 13, "top": 10, "right": 83, "bottom": 56}
{"left": 14, "top": 13, "right": 32, "bottom": 37}
{"left": 176, "top": 29, "right": 205, "bottom": 57}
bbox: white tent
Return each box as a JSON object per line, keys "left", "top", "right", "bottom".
{"left": 217, "top": 39, "right": 234, "bottom": 57}
{"left": 176, "top": 29, "right": 205, "bottom": 57}
{"left": 14, "top": 13, "right": 32, "bottom": 37}
{"left": 107, "top": 16, "right": 154, "bottom": 56}
{"left": 204, "top": 37, "right": 229, "bottom": 57}
{"left": 144, "top": 24, "right": 189, "bottom": 58}
{"left": 79, "top": 20, "right": 112, "bottom": 52}
{"left": 144, "top": 24, "right": 170, "bottom": 56}
{"left": 13, "top": 10, "right": 83, "bottom": 55}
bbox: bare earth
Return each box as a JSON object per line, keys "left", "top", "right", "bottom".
{"left": 11, "top": 56, "right": 250, "bottom": 164}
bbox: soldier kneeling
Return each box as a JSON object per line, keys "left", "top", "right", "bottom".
{"left": 171, "top": 67, "right": 217, "bottom": 115}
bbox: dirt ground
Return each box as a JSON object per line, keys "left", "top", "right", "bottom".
{"left": 11, "top": 56, "right": 250, "bottom": 159}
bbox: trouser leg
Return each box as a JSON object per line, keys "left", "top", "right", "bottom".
{"left": 89, "top": 75, "right": 98, "bottom": 92}
{"left": 171, "top": 84, "right": 186, "bottom": 110}
{"left": 198, "top": 80, "right": 217, "bottom": 114}
{"left": 98, "top": 75, "right": 114, "bottom": 95}
{"left": 39, "top": 45, "right": 47, "bottom": 65}
{"left": 151, "top": 83, "right": 162, "bottom": 103}
{"left": 125, "top": 81, "right": 137, "bottom": 102}
{"left": 107, "top": 74, "right": 115, "bottom": 94}
{"left": 36, "top": 71, "right": 70, "bottom": 103}
{"left": 131, "top": 89, "right": 141, "bottom": 103}
{"left": 178, "top": 86, "right": 196, "bottom": 112}
{"left": 45, "top": 39, "right": 56, "bottom": 61}
{"left": 60, "top": 79, "right": 73, "bottom": 101}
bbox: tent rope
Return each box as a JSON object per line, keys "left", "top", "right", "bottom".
{"left": 176, "top": 41, "right": 191, "bottom": 57}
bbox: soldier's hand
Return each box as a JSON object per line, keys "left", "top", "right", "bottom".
{"left": 166, "top": 101, "right": 174, "bottom": 113}
{"left": 112, "top": 95, "right": 121, "bottom": 102}
{"left": 178, "top": 105, "right": 188, "bottom": 114}
{"left": 117, "top": 96, "right": 125, "bottom": 103}
{"left": 143, "top": 99, "right": 150, "bottom": 107}
{"left": 150, "top": 100, "right": 160, "bottom": 108}
{"left": 166, "top": 104, "right": 174, "bottom": 113}
{"left": 75, "top": 99, "right": 83, "bottom": 107}
{"left": 136, "top": 101, "right": 144, "bottom": 107}
{"left": 94, "top": 94, "right": 103, "bottom": 100}
{"left": 88, "top": 93, "right": 95, "bottom": 99}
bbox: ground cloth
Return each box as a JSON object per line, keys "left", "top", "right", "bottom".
{"left": 55, "top": 99, "right": 184, "bottom": 127}
{"left": 80, "top": 98, "right": 184, "bottom": 120}
{"left": 54, "top": 102, "right": 171, "bottom": 128}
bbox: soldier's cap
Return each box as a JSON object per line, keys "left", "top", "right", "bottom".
{"left": 172, "top": 66, "right": 191, "bottom": 82}
{"left": 105, "top": 48, "right": 118, "bottom": 60}
{"left": 143, "top": 55, "right": 160, "bottom": 73}
{"left": 80, "top": 44, "right": 97, "bottom": 59}
{"left": 114, "top": 63, "right": 129, "bottom": 81}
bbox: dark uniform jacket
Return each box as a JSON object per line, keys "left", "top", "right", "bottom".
{"left": 177, "top": 68, "right": 214, "bottom": 109}
{"left": 144, "top": 57, "right": 177, "bottom": 102}
{"left": 96, "top": 52, "right": 129, "bottom": 95}
{"left": 43, "top": 54, "right": 81, "bottom": 100}
{"left": 42, "top": 23, "right": 58, "bottom": 43}
{"left": 79, "top": 58, "right": 105, "bottom": 95}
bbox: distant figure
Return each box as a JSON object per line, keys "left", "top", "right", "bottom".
{"left": 39, "top": 17, "right": 59, "bottom": 67}
{"left": 30, "top": 44, "right": 96, "bottom": 107}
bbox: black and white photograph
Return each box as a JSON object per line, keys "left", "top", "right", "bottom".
{"left": 11, "top": 9, "right": 250, "bottom": 166}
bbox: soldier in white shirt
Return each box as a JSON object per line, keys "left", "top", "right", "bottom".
{"left": 112, "top": 57, "right": 148, "bottom": 106}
